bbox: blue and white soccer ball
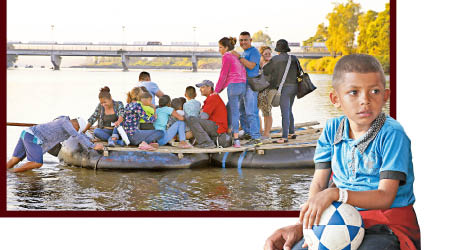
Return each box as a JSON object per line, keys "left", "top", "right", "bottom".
{"left": 303, "top": 202, "right": 365, "bottom": 250}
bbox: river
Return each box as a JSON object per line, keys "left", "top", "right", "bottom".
{"left": 6, "top": 67, "right": 390, "bottom": 210}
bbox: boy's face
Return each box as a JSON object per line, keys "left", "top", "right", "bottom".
{"left": 141, "top": 97, "right": 152, "bottom": 106}
{"left": 330, "top": 72, "right": 390, "bottom": 132}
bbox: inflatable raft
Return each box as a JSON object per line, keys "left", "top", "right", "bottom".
{"left": 58, "top": 136, "right": 210, "bottom": 170}
{"left": 58, "top": 122, "right": 321, "bottom": 170}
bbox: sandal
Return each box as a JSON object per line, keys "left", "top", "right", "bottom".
{"left": 273, "top": 138, "right": 288, "bottom": 144}
{"left": 149, "top": 143, "right": 159, "bottom": 149}
{"left": 138, "top": 142, "right": 156, "bottom": 151}
{"left": 177, "top": 142, "right": 193, "bottom": 149}
{"left": 288, "top": 134, "right": 297, "bottom": 140}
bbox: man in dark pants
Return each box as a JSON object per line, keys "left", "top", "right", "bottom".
{"left": 186, "top": 80, "right": 228, "bottom": 149}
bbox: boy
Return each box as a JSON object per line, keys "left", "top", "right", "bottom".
{"left": 264, "top": 54, "right": 420, "bottom": 250}
{"left": 183, "top": 86, "right": 201, "bottom": 118}
{"left": 138, "top": 91, "right": 156, "bottom": 130}
{"left": 137, "top": 71, "right": 164, "bottom": 106}
{"left": 7, "top": 116, "right": 104, "bottom": 173}
{"left": 167, "top": 98, "right": 194, "bottom": 141}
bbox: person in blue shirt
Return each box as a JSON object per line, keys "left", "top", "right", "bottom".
{"left": 264, "top": 54, "right": 420, "bottom": 250}
{"left": 137, "top": 71, "right": 165, "bottom": 106}
{"left": 7, "top": 117, "right": 104, "bottom": 173}
{"left": 231, "top": 31, "right": 262, "bottom": 146}
{"left": 154, "top": 95, "right": 193, "bottom": 149}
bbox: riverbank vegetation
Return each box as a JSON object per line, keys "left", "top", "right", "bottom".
{"left": 301, "top": 1, "right": 390, "bottom": 74}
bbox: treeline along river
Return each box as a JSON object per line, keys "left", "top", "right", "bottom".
{"left": 6, "top": 68, "right": 389, "bottom": 210}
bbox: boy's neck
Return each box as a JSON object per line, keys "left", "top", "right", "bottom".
{"left": 348, "top": 121, "right": 371, "bottom": 140}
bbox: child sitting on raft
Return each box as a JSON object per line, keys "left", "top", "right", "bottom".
{"left": 123, "top": 87, "right": 163, "bottom": 150}
{"left": 137, "top": 91, "right": 155, "bottom": 130}
{"left": 154, "top": 95, "right": 193, "bottom": 149}
{"left": 167, "top": 98, "right": 193, "bottom": 141}
{"left": 7, "top": 116, "right": 104, "bottom": 172}
{"left": 183, "top": 86, "right": 201, "bottom": 118}
{"left": 83, "top": 86, "right": 125, "bottom": 146}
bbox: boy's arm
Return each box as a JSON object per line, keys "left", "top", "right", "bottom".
{"left": 300, "top": 179, "right": 399, "bottom": 230}
{"left": 308, "top": 168, "right": 332, "bottom": 197}
{"left": 171, "top": 110, "right": 184, "bottom": 121}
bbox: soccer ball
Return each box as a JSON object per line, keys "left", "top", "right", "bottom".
{"left": 303, "top": 202, "right": 365, "bottom": 250}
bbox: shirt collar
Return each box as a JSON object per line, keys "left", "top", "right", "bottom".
{"left": 333, "top": 113, "right": 387, "bottom": 154}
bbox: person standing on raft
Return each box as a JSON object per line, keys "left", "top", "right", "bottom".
{"left": 7, "top": 116, "right": 104, "bottom": 173}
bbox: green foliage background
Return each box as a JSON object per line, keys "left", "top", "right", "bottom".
{"left": 303, "top": 1, "right": 390, "bottom": 74}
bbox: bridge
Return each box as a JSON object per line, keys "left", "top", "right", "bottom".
{"left": 7, "top": 43, "right": 330, "bottom": 72}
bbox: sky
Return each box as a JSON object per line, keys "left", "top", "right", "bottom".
{"left": 7, "top": 0, "right": 388, "bottom": 45}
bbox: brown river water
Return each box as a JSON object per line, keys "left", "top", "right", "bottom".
{"left": 6, "top": 67, "right": 389, "bottom": 210}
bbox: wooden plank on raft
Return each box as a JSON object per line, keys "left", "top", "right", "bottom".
{"left": 105, "top": 130, "right": 321, "bottom": 154}
{"left": 270, "top": 121, "right": 319, "bottom": 132}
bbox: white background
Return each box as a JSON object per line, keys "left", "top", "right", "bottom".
{"left": 2, "top": 0, "right": 449, "bottom": 249}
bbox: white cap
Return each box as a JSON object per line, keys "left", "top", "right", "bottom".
{"left": 76, "top": 117, "right": 88, "bottom": 133}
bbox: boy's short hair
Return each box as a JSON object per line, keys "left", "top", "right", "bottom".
{"left": 139, "top": 71, "right": 150, "bottom": 81}
{"left": 171, "top": 98, "right": 183, "bottom": 110}
{"left": 139, "top": 91, "right": 152, "bottom": 101}
{"left": 179, "top": 97, "right": 186, "bottom": 105}
{"left": 185, "top": 86, "right": 197, "bottom": 99}
{"left": 240, "top": 31, "right": 251, "bottom": 37}
{"left": 332, "top": 54, "right": 386, "bottom": 89}
{"left": 158, "top": 95, "right": 171, "bottom": 107}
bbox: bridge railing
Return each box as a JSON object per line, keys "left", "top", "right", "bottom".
{"left": 10, "top": 43, "right": 318, "bottom": 54}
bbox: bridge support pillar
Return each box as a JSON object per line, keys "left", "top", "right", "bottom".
{"left": 191, "top": 55, "right": 198, "bottom": 72}
{"left": 121, "top": 55, "right": 129, "bottom": 71}
{"left": 51, "top": 54, "right": 61, "bottom": 70}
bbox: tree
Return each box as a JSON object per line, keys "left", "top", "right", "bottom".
{"left": 252, "top": 30, "right": 272, "bottom": 45}
{"left": 303, "top": 23, "right": 328, "bottom": 46}
{"left": 357, "top": 10, "right": 378, "bottom": 54}
{"left": 325, "top": 0, "right": 361, "bottom": 55}
{"left": 357, "top": 3, "right": 390, "bottom": 72}
{"left": 7, "top": 44, "right": 18, "bottom": 68}
{"left": 366, "top": 3, "right": 390, "bottom": 56}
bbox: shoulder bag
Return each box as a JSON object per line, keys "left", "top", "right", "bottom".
{"left": 271, "top": 55, "right": 292, "bottom": 107}
{"left": 295, "top": 58, "right": 317, "bottom": 99}
{"left": 248, "top": 69, "right": 270, "bottom": 92}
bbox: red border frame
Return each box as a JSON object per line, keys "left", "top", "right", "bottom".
{"left": 0, "top": 0, "right": 396, "bottom": 217}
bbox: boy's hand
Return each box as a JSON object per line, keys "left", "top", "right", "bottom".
{"left": 264, "top": 224, "right": 303, "bottom": 250}
{"left": 299, "top": 188, "right": 339, "bottom": 230}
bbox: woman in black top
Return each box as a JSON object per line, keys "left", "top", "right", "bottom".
{"left": 263, "top": 39, "right": 299, "bottom": 143}
{"left": 83, "top": 86, "right": 125, "bottom": 146}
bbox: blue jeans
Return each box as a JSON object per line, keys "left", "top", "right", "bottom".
{"left": 292, "top": 225, "right": 400, "bottom": 250}
{"left": 239, "top": 83, "right": 261, "bottom": 139}
{"left": 128, "top": 129, "right": 164, "bottom": 146}
{"left": 94, "top": 128, "right": 119, "bottom": 141}
{"left": 226, "top": 82, "right": 246, "bottom": 134}
{"left": 280, "top": 84, "right": 298, "bottom": 138}
{"left": 157, "top": 120, "right": 186, "bottom": 145}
